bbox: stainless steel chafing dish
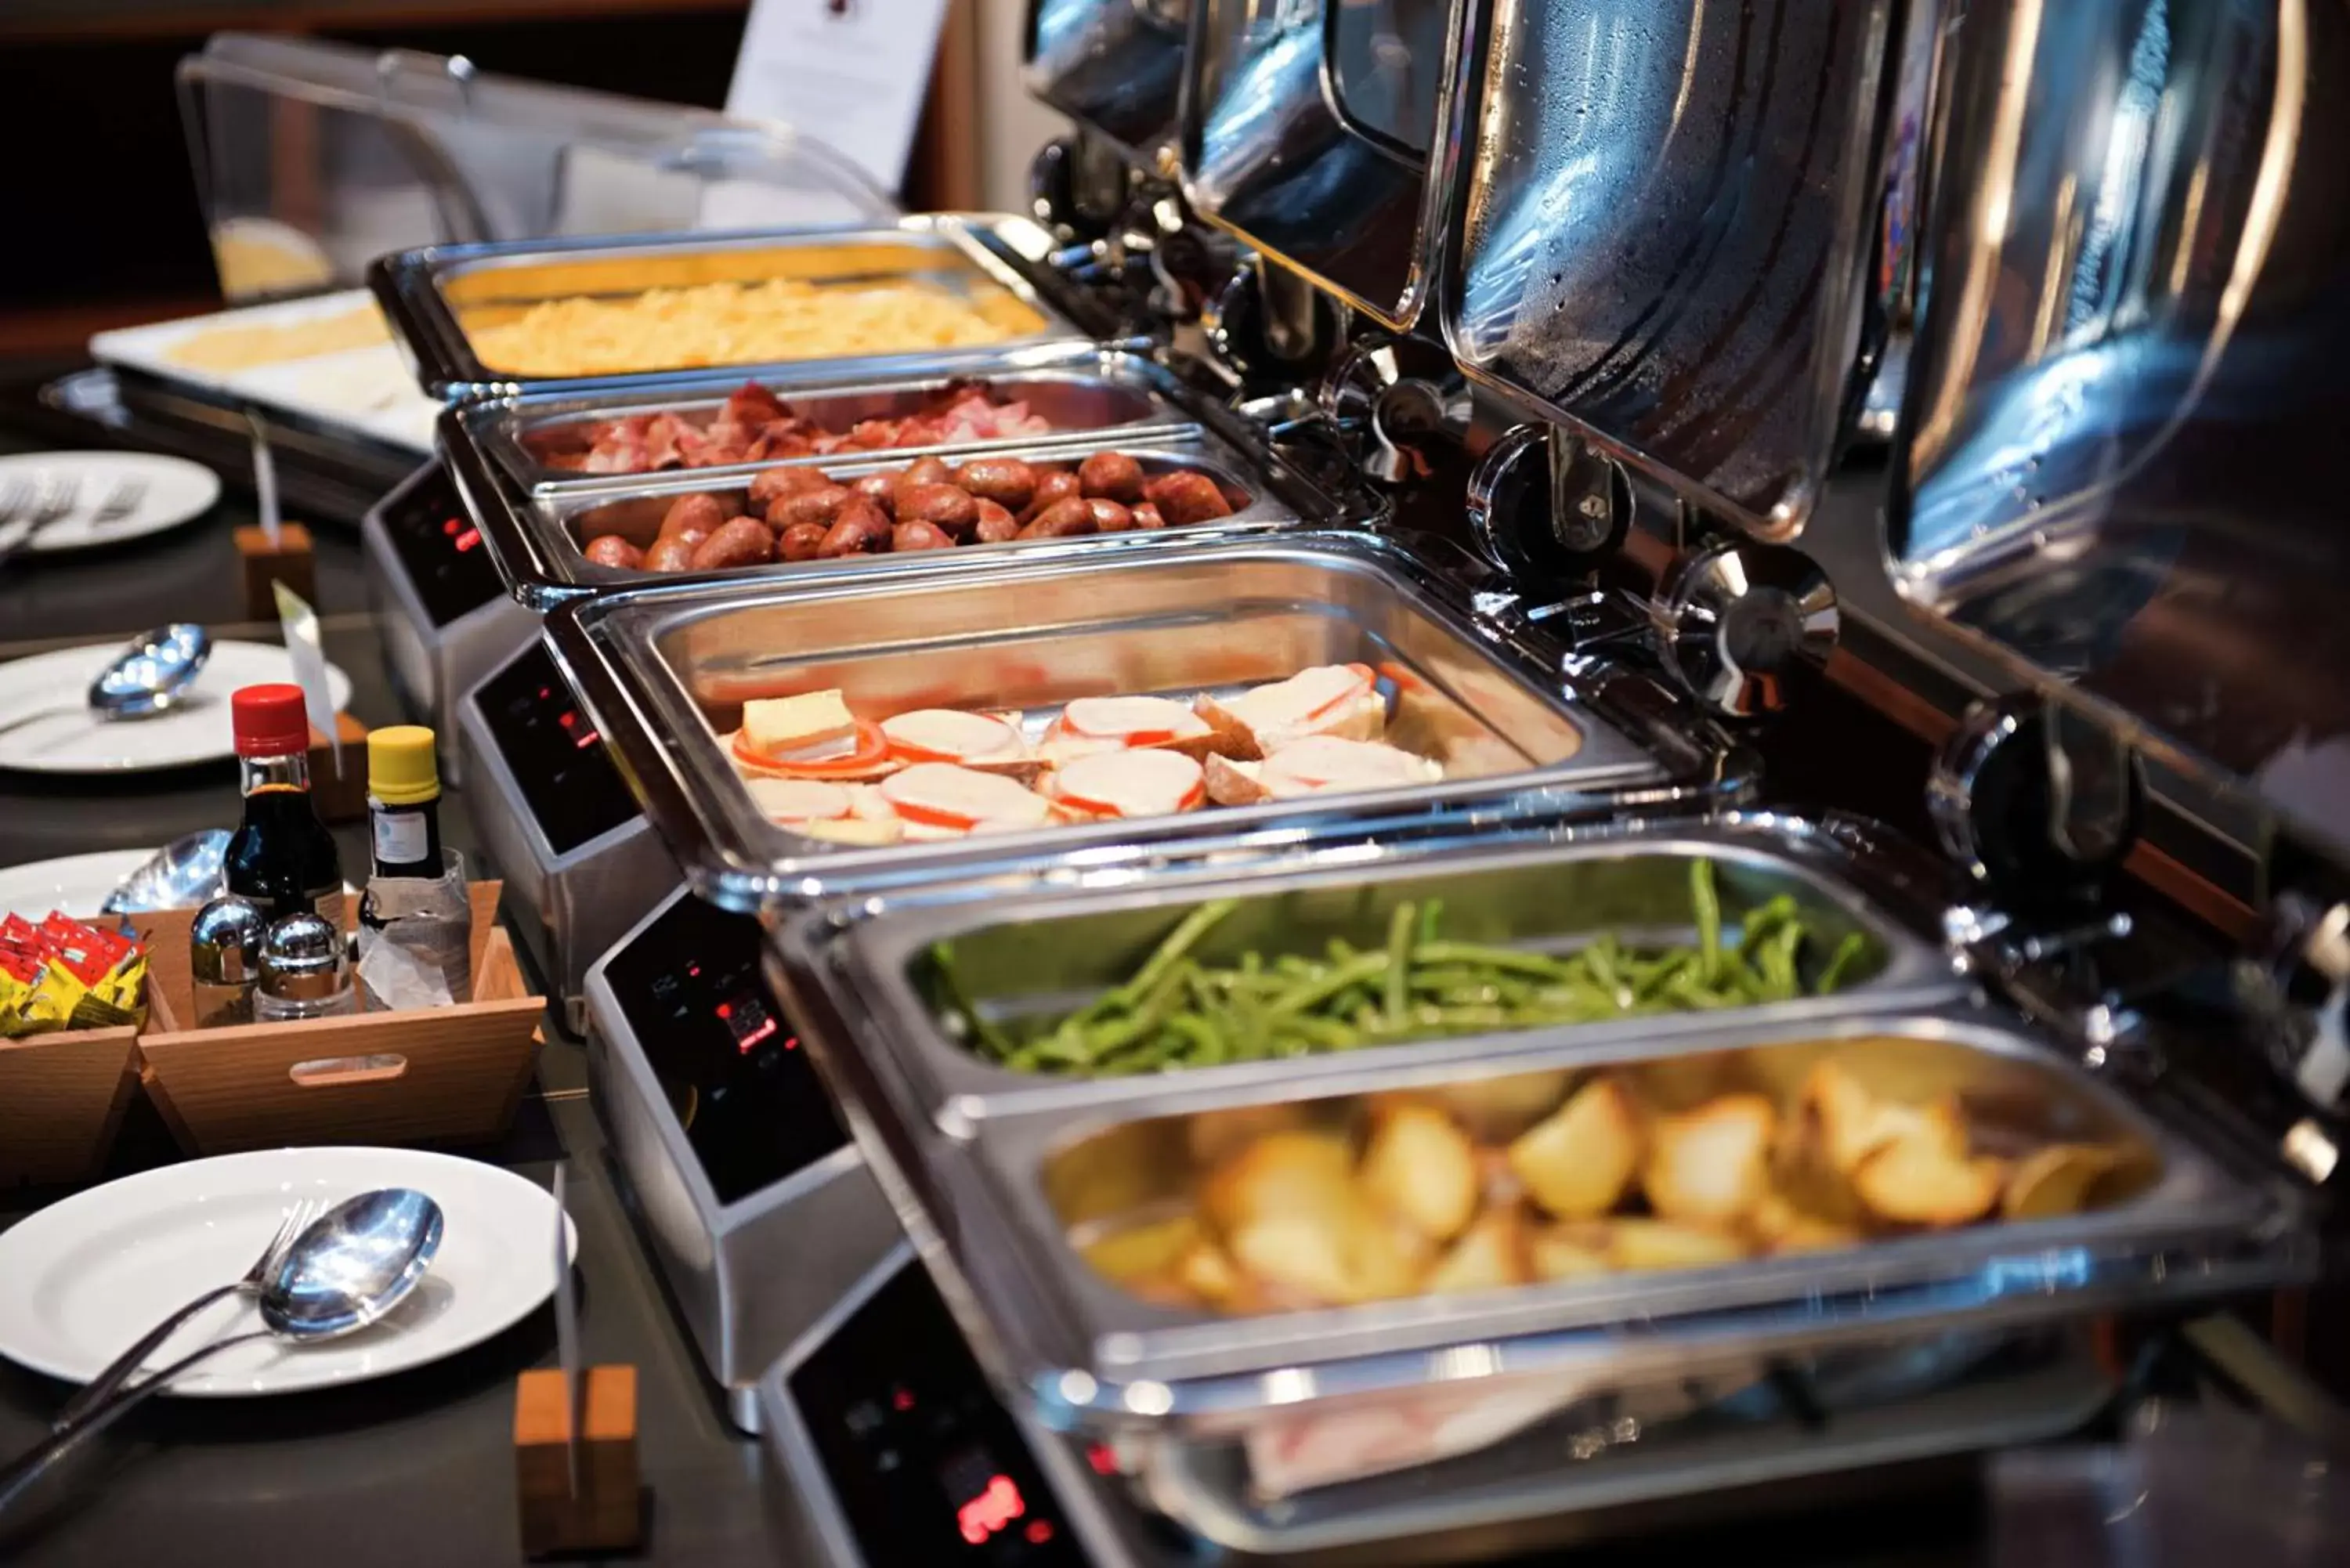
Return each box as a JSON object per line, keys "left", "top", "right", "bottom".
{"left": 543, "top": 532, "right": 1717, "bottom": 908}
{"left": 439, "top": 345, "right": 1374, "bottom": 608}
{"left": 769, "top": 881, "right": 2297, "bottom": 1437}
{"left": 371, "top": 214, "right": 1109, "bottom": 401}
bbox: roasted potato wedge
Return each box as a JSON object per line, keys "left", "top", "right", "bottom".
{"left": 1175, "top": 1239, "right": 1248, "bottom": 1308}
{"left": 1529, "top": 1224, "right": 1614, "bottom": 1281}
{"left": 1606, "top": 1219, "right": 1750, "bottom": 1271}
{"left": 1852, "top": 1133, "right": 2007, "bottom": 1227}
{"left": 1360, "top": 1100, "right": 1482, "bottom": 1243}
{"left": 1426, "top": 1069, "right": 1574, "bottom": 1141}
{"left": 1508, "top": 1076, "right": 1643, "bottom": 1220}
{"left": 2001, "top": 1143, "right": 2126, "bottom": 1221}
{"left": 1201, "top": 1129, "right": 1355, "bottom": 1235}
{"left": 1747, "top": 1188, "right": 1864, "bottom": 1255}
{"left": 1422, "top": 1207, "right": 1531, "bottom": 1295}
{"left": 1642, "top": 1093, "right": 1776, "bottom": 1226}
{"left": 1230, "top": 1214, "right": 1360, "bottom": 1306}
{"left": 1080, "top": 1212, "right": 1203, "bottom": 1286}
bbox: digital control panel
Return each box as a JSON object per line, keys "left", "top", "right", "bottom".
{"left": 475, "top": 642, "right": 642, "bottom": 857}
{"left": 602, "top": 891, "right": 847, "bottom": 1205}
{"left": 792, "top": 1266, "right": 1083, "bottom": 1566}
{"left": 377, "top": 461, "right": 506, "bottom": 627}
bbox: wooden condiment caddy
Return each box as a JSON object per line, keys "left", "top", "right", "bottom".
{"left": 132, "top": 880, "right": 543, "bottom": 1156}
{"left": 0, "top": 1015, "right": 142, "bottom": 1188}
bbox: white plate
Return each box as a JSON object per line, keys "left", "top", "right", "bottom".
{"left": 0, "top": 1147, "right": 574, "bottom": 1397}
{"left": 0, "top": 847, "right": 155, "bottom": 918}
{"left": 89, "top": 290, "right": 437, "bottom": 458}
{"left": 0, "top": 640, "right": 353, "bottom": 775}
{"left": 0, "top": 452, "right": 221, "bottom": 554}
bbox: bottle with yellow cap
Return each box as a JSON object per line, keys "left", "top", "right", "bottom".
{"left": 357, "top": 726, "right": 472, "bottom": 1009}
{"left": 366, "top": 725, "right": 444, "bottom": 876}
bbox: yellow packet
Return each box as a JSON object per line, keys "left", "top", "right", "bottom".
{"left": 0, "top": 963, "right": 28, "bottom": 1039}
{"left": 15, "top": 958, "right": 89, "bottom": 1037}
{"left": 72, "top": 953, "right": 148, "bottom": 1031}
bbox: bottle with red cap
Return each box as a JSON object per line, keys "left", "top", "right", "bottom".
{"left": 223, "top": 684, "right": 345, "bottom": 930}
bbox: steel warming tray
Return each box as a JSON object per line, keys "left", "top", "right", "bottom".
{"left": 441, "top": 347, "right": 1369, "bottom": 608}
{"left": 796, "top": 820, "right": 1962, "bottom": 1123}
{"left": 542, "top": 533, "right": 1710, "bottom": 909}
{"left": 768, "top": 847, "right": 2298, "bottom": 1438}
{"left": 371, "top": 215, "right": 1106, "bottom": 401}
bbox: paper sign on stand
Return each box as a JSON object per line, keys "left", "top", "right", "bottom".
{"left": 725, "top": 0, "right": 953, "bottom": 194}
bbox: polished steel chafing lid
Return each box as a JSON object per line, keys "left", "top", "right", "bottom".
{"left": 1885, "top": 0, "right": 2350, "bottom": 869}
{"left": 1029, "top": 0, "right": 1195, "bottom": 165}
{"left": 541, "top": 532, "right": 1716, "bottom": 910}
{"left": 1180, "top": 0, "right": 1470, "bottom": 330}
{"left": 371, "top": 215, "right": 1106, "bottom": 402}
{"left": 1435, "top": 0, "right": 1896, "bottom": 537}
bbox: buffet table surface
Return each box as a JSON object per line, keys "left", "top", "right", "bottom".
{"left": 0, "top": 403, "right": 1990, "bottom": 1568}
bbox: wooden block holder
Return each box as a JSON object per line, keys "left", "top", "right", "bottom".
{"left": 515, "top": 1364, "right": 644, "bottom": 1556}
{"left": 234, "top": 522, "right": 316, "bottom": 624}
{"left": 0, "top": 1013, "right": 142, "bottom": 1189}
{"left": 132, "top": 880, "right": 543, "bottom": 1156}
{"left": 307, "top": 714, "right": 372, "bottom": 826}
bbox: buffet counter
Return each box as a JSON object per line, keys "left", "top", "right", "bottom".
{"left": 0, "top": 398, "right": 1996, "bottom": 1568}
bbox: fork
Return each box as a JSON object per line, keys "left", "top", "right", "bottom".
{"left": 88, "top": 476, "right": 146, "bottom": 526}
{"left": 0, "top": 475, "right": 81, "bottom": 572}
{"left": 50, "top": 1198, "right": 322, "bottom": 1433}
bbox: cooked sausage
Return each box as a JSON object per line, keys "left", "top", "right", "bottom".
{"left": 644, "top": 535, "right": 698, "bottom": 572}
{"left": 1021, "top": 470, "right": 1083, "bottom": 522}
{"left": 1086, "top": 498, "right": 1136, "bottom": 533}
{"left": 849, "top": 472, "right": 900, "bottom": 515}
{"left": 748, "top": 466, "right": 831, "bottom": 508}
{"left": 953, "top": 457, "right": 1038, "bottom": 511}
{"left": 582, "top": 534, "right": 645, "bottom": 569}
{"left": 657, "top": 492, "right": 726, "bottom": 544}
{"left": 895, "top": 482, "right": 979, "bottom": 539}
{"left": 766, "top": 482, "right": 855, "bottom": 532}
{"left": 1018, "top": 497, "right": 1100, "bottom": 539}
{"left": 1142, "top": 469, "right": 1233, "bottom": 525}
{"left": 689, "top": 517, "right": 778, "bottom": 571}
{"left": 973, "top": 499, "right": 1021, "bottom": 544}
{"left": 892, "top": 519, "right": 957, "bottom": 552}
{"left": 1130, "top": 502, "right": 1167, "bottom": 531}
{"left": 896, "top": 456, "right": 954, "bottom": 490}
{"left": 1078, "top": 450, "right": 1146, "bottom": 504}
{"left": 778, "top": 520, "right": 831, "bottom": 562}
{"left": 817, "top": 498, "right": 894, "bottom": 558}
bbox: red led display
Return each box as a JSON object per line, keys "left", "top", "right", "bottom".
{"left": 953, "top": 1473, "right": 1025, "bottom": 1546}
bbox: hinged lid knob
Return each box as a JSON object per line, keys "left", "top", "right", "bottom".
{"left": 1464, "top": 425, "right": 1632, "bottom": 583}
{"left": 1315, "top": 332, "right": 1471, "bottom": 486}
{"left": 1926, "top": 695, "right": 2145, "bottom": 906}
{"left": 1204, "top": 259, "right": 1343, "bottom": 392}
{"left": 1651, "top": 541, "right": 1838, "bottom": 719}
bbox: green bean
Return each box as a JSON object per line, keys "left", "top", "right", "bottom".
{"left": 1419, "top": 898, "right": 1445, "bottom": 945}
{"left": 1414, "top": 941, "right": 1578, "bottom": 979}
{"left": 1383, "top": 902, "right": 1416, "bottom": 1027}
{"left": 1816, "top": 930, "right": 1868, "bottom": 994}
{"left": 1692, "top": 858, "right": 1723, "bottom": 985}
{"left": 1113, "top": 900, "right": 1237, "bottom": 1010}
{"left": 1758, "top": 921, "right": 1803, "bottom": 999}
{"left": 1165, "top": 1012, "right": 1225, "bottom": 1067}
{"left": 1265, "top": 950, "right": 1389, "bottom": 1017}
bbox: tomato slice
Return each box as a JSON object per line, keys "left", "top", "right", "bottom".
{"left": 886, "top": 797, "right": 982, "bottom": 832}
{"left": 732, "top": 719, "right": 891, "bottom": 779}
{"left": 1298, "top": 665, "right": 1378, "bottom": 724}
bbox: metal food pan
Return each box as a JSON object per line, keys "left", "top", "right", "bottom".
{"left": 447, "top": 352, "right": 1373, "bottom": 609}
{"left": 797, "top": 822, "right": 1964, "bottom": 1126}
{"left": 371, "top": 215, "right": 1105, "bottom": 401}
{"left": 473, "top": 348, "right": 1200, "bottom": 487}
{"left": 780, "top": 984, "right": 2294, "bottom": 1436}
{"left": 544, "top": 533, "right": 1690, "bottom": 910}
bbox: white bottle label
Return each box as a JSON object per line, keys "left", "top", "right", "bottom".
{"left": 374, "top": 811, "right": 430, "bottom": 868}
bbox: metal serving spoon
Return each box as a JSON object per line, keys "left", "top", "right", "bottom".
{"left": 99, "top": 829, "right": 231, "bottom": 916}
{"left": 0, "top": 624, "right": 214, "bottom": 742}
{"left": 0, "top": 1187, "right": 445, "bottom": 1518}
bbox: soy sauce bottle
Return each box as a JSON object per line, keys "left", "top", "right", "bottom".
{"left": 224, "top": 685, "right": 345, "bottom": 930}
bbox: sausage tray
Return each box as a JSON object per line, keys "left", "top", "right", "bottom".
{"left": 446, "top": 349, "right": 1368, "bottom": 608}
